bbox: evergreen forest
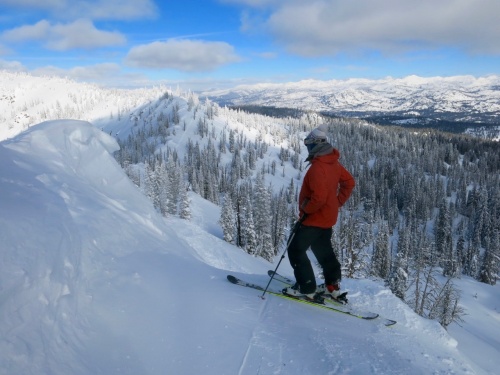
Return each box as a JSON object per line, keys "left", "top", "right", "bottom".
{"left": 112, "top": 91, "right": 499, "bottom": 328}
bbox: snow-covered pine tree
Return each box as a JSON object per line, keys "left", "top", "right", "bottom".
{"left": 156, "top": 159, "right": 169, "bottom": 216}
{"left": 339, "top": 210, "right": 370, "bottom": 278}
{"left": 371, "top": 221, "right": 391, "bottom": 280}
{"left": 465, "top": 242, "right": 481, "bottom": 278}
{"left": 479, "top": 227, "right": 499, "bottom": 285}
{"left": 435, "top": 198, "right": 452, "bottom": 265}
{"left": 270, "top": 188, "right": 289, "bottom": 251}
{"left": 143, "top": 161, "right": 162, "bottom": 213}
{"left": 456, "top": 178, "right": 468, "bottom": 216}
{"left": 219, "top": 194, "right": 236, "bottom": 244}
{"left": 179, "top": 183, "right": 191, "bottom": 220}
{"left": 253, "top": 172, "right": 274, "bottom": 261}
{"left": 166, "top": 155, "right": 179, "bottom": 215}
{"left": 389, "top": 227, "right": 409, "bottom": 300}
{"left": 229, "top": 129, "right": 235, "bottom": 153}
{"left": 243, "top": 198, "right": 258, "bottom": 256}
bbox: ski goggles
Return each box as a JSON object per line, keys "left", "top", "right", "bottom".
{"left": 304, "top": 136, "right": 326, "bottom": 145}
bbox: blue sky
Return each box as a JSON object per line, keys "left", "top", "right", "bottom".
{"left": 1, "top": 0, "right": 499, "bottom": 91}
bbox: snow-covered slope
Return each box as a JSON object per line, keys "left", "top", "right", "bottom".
{"left": 0, "top": 71, "right": 167, "bottom": 142}
{"left": 1, "top": 120, "right": 498, "bottom": 374}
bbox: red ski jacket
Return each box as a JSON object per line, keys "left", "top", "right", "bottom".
{"left": 299, "top": 149, "right": 355, "bottom": 228}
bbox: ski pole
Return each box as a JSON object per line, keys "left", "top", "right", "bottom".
{"left": 260, "top": 214, "right": 306, "bottom": 299}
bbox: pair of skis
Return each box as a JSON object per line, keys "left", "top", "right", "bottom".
{"left": 227, "top": 271, "right": 396, "bottom": 327}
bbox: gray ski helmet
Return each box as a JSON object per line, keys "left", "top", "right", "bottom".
{"left": 304, "top": 126, "right": 327, "bottom": 152}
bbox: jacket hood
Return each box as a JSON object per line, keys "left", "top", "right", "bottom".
{"left": 311, "top": 148, "right": 340, "bottom": 165}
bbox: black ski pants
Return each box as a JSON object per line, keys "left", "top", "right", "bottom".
{"left": 287, "top": 225, "right": 341, "bottom": 294}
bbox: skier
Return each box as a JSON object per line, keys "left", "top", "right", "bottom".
{"left": 284, "top": 125, "right": 355, "bottom": 303}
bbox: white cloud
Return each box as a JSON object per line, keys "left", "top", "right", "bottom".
{"left": 0, "top": 0, "right": 63, "bottom": 8}
{"left": 0, "top": 44, "right": 12, "bottom": 56}
{"left": 125, "top": 39, "right": 242, "bottom": 72}
{"left": 65, "top": 0, "right": 157, "bottom": 21}
{"left": 47, "top": 19, "right": 126, "bottom": 50}
{"left": 30, "top": 63, "right": 150, "bottom": 87}
{"left": 220, "top": 0, "right": 284, "bottom": 7}
{"left": 34, "top": 62, "right": 122, "bottom": 80}
{"left": 2, "top": 19, "right": 126, "bottom": 51}
{"left": 85, "top": 63, "right": 124, "bottom": 80}
{"left": 0, "top": 0, "right": 157, "bottom": 21}
{"left": 2, "top": 20, "right": 51, "bottom": 42}
{"left": 238, "top": 0, "right": 500, "bottom": 56}
{"left": 258, "top": 51, "right": 278, "bottom": 59}
{"left": 0, "top": 59, "right": 27, "bottom": 72}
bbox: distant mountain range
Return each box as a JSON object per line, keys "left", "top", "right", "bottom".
{"left": 1, "top": 71, "right": 499, "bottom": 141}
{"left": 203, "top": 75, "right": 500, "bottom": 137}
